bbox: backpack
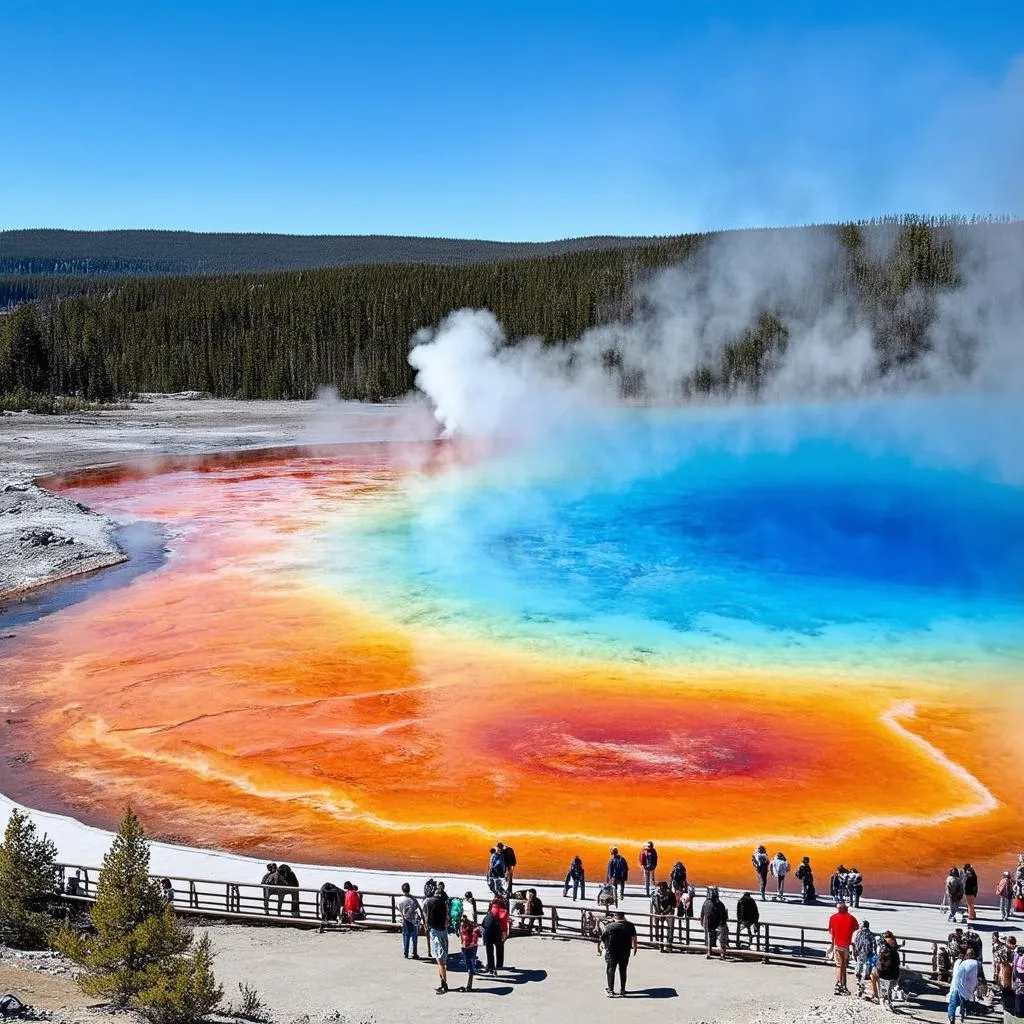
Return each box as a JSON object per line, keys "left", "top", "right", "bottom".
{"left": 448, "top": 897, "right": 464, "bottom": 932}
{"left": 775, "top": 859, "right": 789, "bottom": 876}
{"left": 752, "top": 851, "right": 768, "bottom": 872}
{"left": 947, "top": 876, "right": 964, "bottom": 902}
{"left": 423, "top": 878, "right": 437, "bottom": 899}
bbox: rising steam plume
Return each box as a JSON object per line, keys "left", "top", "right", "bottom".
{"left": 408, "top": 223, "right": 1024, "bottom": 439}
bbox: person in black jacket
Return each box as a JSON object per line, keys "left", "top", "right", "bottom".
{"left": 796, "top": 857, "right": 816, "bottom": 904}
{"left": 260, "top": 863, "right": 278, "bottom": 916}
{"left": 875, "top": 931, "right": 901, "bottom": 1008}
{"left": 752, "top": 846, "right": 769, "bottom": 901}
{"left": 700, "top": 887, "right": 729, "bottom": 959}
{"left": 650, "top": 882, "right": 675, "bottom": 948}
{"left": 737, "top": 892, "right": 761, "bottom": 950}
{"left": 563, "top": 856, "right": 586, "bottom": 901}
{"left": 276, "top": 864, "right": 300, "bottom": 916}
{"left": 607, "top": 847, "right": 629, "bottom": 900}
{"left": 963, "top": 863, "right": 979, "bottom": 921}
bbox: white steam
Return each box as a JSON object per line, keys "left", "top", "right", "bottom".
{"left": 408, "top": 226, "right": 1023, "bottom": 439}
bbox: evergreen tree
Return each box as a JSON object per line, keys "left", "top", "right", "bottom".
{"left": 55, "top": 808, "right": 223, "bottom": 1022}
{"left": 4, "top": 304, "right": 49, "bottom": 393}
{"left": 0, "top": 809, "right": 61, "bottom": 949}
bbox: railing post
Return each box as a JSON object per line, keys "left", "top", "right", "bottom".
{"left": 391, "top": 895, "right": 396, "bottom": 924}
{"left": 685, "top": 916, "right": 690, "bottom": 947}
{"left": 189, "top": 881, "right": 198, "bottom": 909}
{"left": 800, "top": 927, "right": 805, "bottom": 954}
{"left": 551, "top": 907, "right": 558, "bottom": 934}
{"left": 763, "top": 923, "right": 770, "bottom": 963}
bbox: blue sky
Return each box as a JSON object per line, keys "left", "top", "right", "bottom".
{"left": 2, "top": 0, "right": 1021, "bottom": 239}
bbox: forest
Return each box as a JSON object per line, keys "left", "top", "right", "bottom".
{"left": 0, "top": 217, "right": 1014, "bottom": 407}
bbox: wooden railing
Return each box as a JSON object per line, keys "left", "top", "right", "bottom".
{"left": 56, "top": 863, "right": 944, "bottom": 975}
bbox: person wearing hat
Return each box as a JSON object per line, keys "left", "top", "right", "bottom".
{"left": 639, "top": 841, "right": 659, "bottom": 896}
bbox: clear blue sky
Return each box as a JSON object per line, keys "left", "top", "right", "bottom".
{"left": 2, "top": 0, "right": 1021, "bottom": 239}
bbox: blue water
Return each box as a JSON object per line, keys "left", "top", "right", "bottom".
{"left": 323, "top": 398, "right": 1024, "bottom": 670}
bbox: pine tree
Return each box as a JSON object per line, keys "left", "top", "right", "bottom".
{"left": 55, "top": 808, "right": 223, "bottom": 1022}
{"left": 0, "top": 809, "right": 61, "bottom": 949}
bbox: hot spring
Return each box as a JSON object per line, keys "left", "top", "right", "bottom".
{"left": 1, "top": 396, "right": 1021, "bottom": 896}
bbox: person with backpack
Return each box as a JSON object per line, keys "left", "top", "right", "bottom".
{"left": 852, "top": 918, "right": 877, "bottom": 998}
{"left": 596, "top": 881, "right": 617, "bottom": 911}
{"left": 770, "top": 852, "right": 790, "bottom": 901}
{"left": 963, "top": 864, "right": 979, "bottom": 921}
{"left": 639, "top": 842, "right": 658, "bottom": 896}
{"left": 736, "top": 892, "right": 760, "bottom": 951}
{"left": 945, "top": 867, "right": 966, "bottom": 922}
{"left": 650, "top": 881, "right": 675, "bottom": 949}
{"left": 459, "top": 915, "right": 483, "bottom": 992}
{"left": 700, "top": 886, "right": 729, "bottom": 960}
{"left": 998, "top": 872, "right": 1014, "bottom": 921}
{"left": 752, "top": 846, "right": 769, "bottom": 901}
{"left": 875, "top": 931, "right": 902, "bottom": 1009}
{"left": 397, "top": 882, "right": 424, "bottom": 959}
{"left": 523, "top": 889, "right": 544, "bottom": 933}
{"left": 448, "top": 893, "right": 464, "bottom": 935}
{"left": 563, "top": 856, "right": 585, "bottom": 901}
{"left": 481, "top": 898, "right": 509, "bottom": 974}
{"left": 830, "top": 865, "right": 848, "bottom": 905}
{"left": 486, "top": 849, "right": 505, "bottom": 896}
{"left": 423, "top": 885, "right": 451, "bottom": 994}
{"left": 607, "top": 847, "right": 629, "bottom": 900}
{"left": 496, "top": 842, "right": 517, "bottom": 891}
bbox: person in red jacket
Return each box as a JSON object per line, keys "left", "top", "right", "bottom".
{"left": 343, "top": 881, "right": 364, "bottom": 923}
{"left": 828, "top": 901, "right": 859, "bottom": 996}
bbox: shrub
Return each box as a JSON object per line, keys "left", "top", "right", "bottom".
{"left": 0, "top": 808, "right": 62, "bottom": 948}
{"left": 55, "top": 808, "right": 223, "bottom": 1022}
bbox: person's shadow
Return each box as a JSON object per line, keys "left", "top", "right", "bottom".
{"left": 622, "top": 987, "right": 678, "bottom": 999}
{"left": 504, "top": 967, "right": 548, "bottom": 985}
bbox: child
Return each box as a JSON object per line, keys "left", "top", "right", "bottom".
{"left": 460, "top": 914, "right": 482, "bottom": 990}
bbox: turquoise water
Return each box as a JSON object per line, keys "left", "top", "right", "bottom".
{"left": 318, "top": 397, "right": 1024, "bottom": 672}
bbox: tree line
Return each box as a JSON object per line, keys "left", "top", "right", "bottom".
{"left": 0, "top": 219, "right": 1005, "bottom": 406}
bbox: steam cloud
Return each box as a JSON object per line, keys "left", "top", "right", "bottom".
{"left": 408, "top": 226, "right": 1024, "bottom": 440}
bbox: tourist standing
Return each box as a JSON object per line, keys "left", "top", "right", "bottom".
{"left": 639, "top": 841, "right": 658, "bottom": 896}
{"left": 496, "top": 842, "right": 517, "bottom": 892}
{"left": 736, "top": 892, "right": 760, "bottom": 950}
{"left": 946, "top": 867, "right": 966, "bottom": 922}
{"left": 852, "top": 918, "right": 877, "bottom": 998}
{"left": 564, "top": 855, "right": 586, "bottom": 901}
{"left": 700, "top": 887, "right": 729, "bottom": 960}
{"left": 752, "top": 846, "right": 769, "bottom": 901}
{"left": 481, "top": 898, "right": 509, "bottom": 974}
{"left": 486, "top": 848, "right": 505, "bottom": 896}
{"left": 397, "top": 882, "right": 423, "bottom": 959}
{"left": 948, "top": 948, "right": 979, "bottom": 1024}
{"left": 669, "top": 861, "right": 688, "bottom": 898}
{"left": 607, "top": 847, "right": 629, "bottom": 900}
{"left": 963, "top": 864, "right": 979, "bottom": 921}
{"left": 830, "top": 865, "right": 848, "bottom": 905}
{"left": 598, "top": 911, "right": 638, "bottom": 997}
{"left": 848, "top": 866, "right": 864, "bottom": 908}
{"left": 277, "top": 864, "right": 300, "bottom": 916}
{"left": 796, "top": 857, "right": 816, "bottom": 904}
{"left": 827, "top": 901, "right": 859, "bottom": 995}
{"left": 459, "top": 915, "right": 482, "bottom": 992}
{"left": 523, "top": 888, "right": 544, "bottom": 933}
{"left": 261, "top": 862, "right": 279, "bottom": 916}
{"left": 876, "top": 931, "right": 901, "bottom": 1009}
{"left": 650, "top": 881, "right": 675, "bottom": 949}
{"left": 770, "top": 852, "right": 790, "bottom": 901}
{"left": 998, "top": 872, "right": 1014, "bottom": 921}
{"left": 423, "top": 885, "right": 451, "bottom": 994}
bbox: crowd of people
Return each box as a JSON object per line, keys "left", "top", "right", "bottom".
{"left": 243, "top": 845, "right": 1024, "bottom": 1009}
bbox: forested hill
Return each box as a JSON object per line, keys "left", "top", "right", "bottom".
{"left": 0, "top": 217, "right": 1020, "bottom": 407}
{"left": 0, "top": 229, "right": 667, "bottom": 277}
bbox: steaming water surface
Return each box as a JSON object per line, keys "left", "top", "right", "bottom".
{"left": 319, "top": 398, "right": 1024, "bottom": 673}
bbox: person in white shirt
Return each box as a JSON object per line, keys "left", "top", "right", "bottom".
{"left": 948, "top": 949, "right": 979, "bottom": 1024}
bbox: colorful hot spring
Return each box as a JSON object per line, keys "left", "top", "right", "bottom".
{"left": 1, "top": 396, "right": 1021, "bottom": 895}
